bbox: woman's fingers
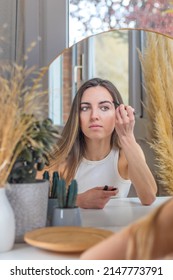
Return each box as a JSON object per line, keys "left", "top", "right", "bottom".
{"left": 115, "top": 105, "right": 135, "bottom": 135}
{"left": 125, "top": 105, "right": 135, "bottom": 120}
{"left": 116, "top": 104, "right": 134, "bottom": 120}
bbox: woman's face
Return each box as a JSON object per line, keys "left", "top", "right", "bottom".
{"left": 80, "top": 86, "right": 116, "bottom": 140}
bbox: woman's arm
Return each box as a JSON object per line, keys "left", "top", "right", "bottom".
{"left": 37, "top": 163, "right": 118, "bottom": 209}
{"left": 115, "top": 105, "right": 157, "bottom": 205}
{"left": 76, "top": 187, "right": 118, "bottom": 209}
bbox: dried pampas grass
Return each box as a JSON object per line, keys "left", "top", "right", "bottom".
{"left": 0, "top": 62, "right": 48, "bottom": 187}
{"left": 139, "top": 32, "right": 173, "bottom": 195}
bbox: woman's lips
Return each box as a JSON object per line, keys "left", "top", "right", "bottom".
{"left": 89, "top": 124, "right": 102, "bottom": 128}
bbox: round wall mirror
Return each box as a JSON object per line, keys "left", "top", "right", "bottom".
{"left": 48, "top": 28, "right": 173, "bottom": 197}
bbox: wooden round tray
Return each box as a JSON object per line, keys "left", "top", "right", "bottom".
{"left": 24, "top": 226, "right": 113, "bottom": 253}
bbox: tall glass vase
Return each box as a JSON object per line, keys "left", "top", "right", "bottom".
{"left": 0, "top": 187, "right": 15, "bottom": 252}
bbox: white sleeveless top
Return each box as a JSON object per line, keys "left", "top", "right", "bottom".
{"left": 74, "top": 149, "right": 131, "bottom": 197}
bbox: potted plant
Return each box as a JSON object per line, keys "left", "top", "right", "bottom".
{"left": 46, "top": 174, "right": 81, "bottom": 227}
{"left": 8, "top": 118, "right": 59, "bottom": 184}
{"left": 0, "top": 61, "right": 60, "bottom": 243}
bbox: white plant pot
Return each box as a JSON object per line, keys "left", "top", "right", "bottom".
{"left": 0, "top": 187, "right": 15, "bottom": 252}
{"left": 52, "top": 207, "right": 82, "bottom": 227}
{"left": 6, "top": 180, "right": 49, "bottom": 242}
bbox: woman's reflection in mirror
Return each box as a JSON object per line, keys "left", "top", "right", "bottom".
{"left": 48, "top": 78, "right": 157, "bottom": 209}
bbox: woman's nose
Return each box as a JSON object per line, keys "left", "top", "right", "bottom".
{"left": 90, "top": 108, "right": 99, "bottom": 120}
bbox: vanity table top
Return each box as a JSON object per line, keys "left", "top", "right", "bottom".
{"left": 0, "top": 196, "right": 170, "bottom": 260}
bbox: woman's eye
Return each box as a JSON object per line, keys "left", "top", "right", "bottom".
{"left": 100, "top": 106, "right": 109, "bottom": 111}
{"left": 80, "top": 106, "right": 89, "bottom": 111}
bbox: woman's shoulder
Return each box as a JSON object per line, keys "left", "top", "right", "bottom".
{"left": 50, "top": 160, "right": 68, "bottom": 178}
{"left": 36, "top": 160, "right": 68, "bottom": 180}
{"left": 159, "top": 198, "right": 173, "bottom": 224}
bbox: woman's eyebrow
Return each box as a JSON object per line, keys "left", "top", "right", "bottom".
{"left": 80, "top": 100, "right": 113, "bottom": 105}
{"left": 80, "top": 102, "right": 91, "bottom": 105}
{"left": 99, "top": 100, "right": 114, "bottom": 105}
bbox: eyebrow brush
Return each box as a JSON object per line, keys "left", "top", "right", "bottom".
{"left": 113, "top": 101, "right": 120, "bottom": 107}
{"left": 113, "top": 101, "right": 135, "bottom": 114}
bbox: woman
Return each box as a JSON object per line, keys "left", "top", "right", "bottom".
{"left": 48, "top": 78, "right": 157, "bottom": 209}
{"left": 80, "top": 197, "right": 173, "bottom": 260}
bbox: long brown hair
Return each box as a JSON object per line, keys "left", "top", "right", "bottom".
{"left": 126, "top": 198, "right": 172, "bottom": 259}
{"left": 49, "top": 77, "right": 124, "bottom": 184}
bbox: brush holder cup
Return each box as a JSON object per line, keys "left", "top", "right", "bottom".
{"left": 52, "top": 207, "right": 82, "bottom": 227}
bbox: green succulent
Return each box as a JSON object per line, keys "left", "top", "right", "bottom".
{"left": 8, "top": 118, "right": 60, "bottom": 183}
{"left": 47, "top": 170, "right": 78, "bottom": 208}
